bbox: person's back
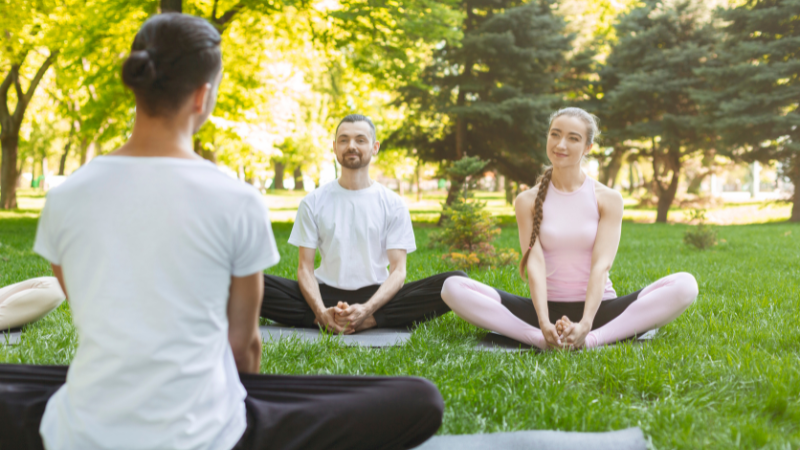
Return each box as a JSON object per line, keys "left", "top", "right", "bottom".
{"left": 35, "top": 157, "right": 276, "bottom": 449}
{"left": 33, "top": 14, "right": 278, "bottom": 450}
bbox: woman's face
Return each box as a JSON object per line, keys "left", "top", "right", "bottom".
{"left": 546, "top": 115, "right": 592, "bottom": 169}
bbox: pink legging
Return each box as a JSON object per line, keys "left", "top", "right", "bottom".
{"left": 441, "top": 273, "right": 698, "bottom": 350}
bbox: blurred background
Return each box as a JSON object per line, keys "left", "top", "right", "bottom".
{"left": 1, "top": 0, "right": 797, "bottom": 224}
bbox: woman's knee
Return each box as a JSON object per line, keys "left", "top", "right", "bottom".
{"left": 440, "top": 276, "right": 470, "bottom": 303}
{"left": 672, "top": 272, "right": 699, "bottom": 308}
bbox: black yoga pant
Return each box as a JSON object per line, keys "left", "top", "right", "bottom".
{"left": 0, "top": 364, "right": 443, "bottom": 450}
{"left": 495, "top": 288, "right": 644, "bottom": 330}
{"left": 262, "top": 271, "right": 467, "bottom": 328}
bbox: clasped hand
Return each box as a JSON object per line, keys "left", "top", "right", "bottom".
{"left": 548, "top": 316, "right": 592, "bottom": 350}
{"left": 314, "top": 302, "right": 370, "bottom": 335}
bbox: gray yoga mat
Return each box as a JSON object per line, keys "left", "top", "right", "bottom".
{"left": 476, "top": 329, "right": 658, "bottom": 352}
{"left": 260, "top": 325, "right": 412, "bottom": 347}
{"left": 1, "top": 331, "right": 21, "bottom": 346}
{"left": 416, "top": 427, "right": 647, "bottom": 450}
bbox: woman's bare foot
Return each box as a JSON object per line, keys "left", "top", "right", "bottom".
{"left": 555, "top": 315, "right": 572, "bottom": 337}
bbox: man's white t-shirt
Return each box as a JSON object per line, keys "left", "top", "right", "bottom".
{"left": 33, "top": 156, "right": 280, "bottom": 450}
{"left": 288, "top": 180, "right": 416, "bottom": 290}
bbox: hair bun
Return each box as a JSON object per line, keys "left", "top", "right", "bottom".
{"left": 122, "top": 50, "right": 156, "bottom": 89}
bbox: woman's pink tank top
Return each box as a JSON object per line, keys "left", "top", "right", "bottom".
{"left": 538, "top": 175, "right": 616, "bottom": 302}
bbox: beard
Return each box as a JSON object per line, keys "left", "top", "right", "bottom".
{"left": 337, "top": 150, "right": 371, "bottom": 169}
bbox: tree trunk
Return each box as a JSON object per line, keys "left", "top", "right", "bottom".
{"left": 437, "top": 181, "right": 461, "bottom": 226}
{"left": 58, "top": 139, "right": 71, "bottom": 175}
{"left": 455, "top": 117, "right": 465, "bottom": 160}
{"left": 273, "top": 159, "right": 285, "bottom": 190}
{"left": 791, "top": 173, "right": 800, "bottom": 222}
{"left": 655, "top": 149, "right": 681, "bottom": 223}
{"left": 0, "top": 134, "right": 19, "bottom": 209}
{"left": 601, "top": 149, "right": 625, "bottom": 188}
{"left": 398, "top": 178, "right": 404, "bottom": 197}
{"left": 78, "top": 138, "right": 89, "bottom": 166}
{"left": 161, "top": 0, "right": 182, "bottom": 13}
{"left": 293, "top": 167, "right": 303, "bottom": 191}
{"left": 686, "top": 170, "right": 710, "bottom": 195}
{"left": 0, "top": 53, "right": 58, "bottom": 209}
{"left": 504, "top": 176, "right": 514, "bottom": 205}
{"left": 416, "top": 160, "right": 422, "bottom": 202}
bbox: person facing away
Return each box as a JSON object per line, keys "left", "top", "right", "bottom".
{"left": 261, "top": 115, "right": 466, "bottom": 334}
{"left": 16, "top": 13, "right": 442, "bottom": 450}
{"left": 441, "top": 107, "right": 699, "bottom": 350}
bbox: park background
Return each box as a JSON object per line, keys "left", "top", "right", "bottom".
{"left": 1, "top": 0, "right": 799, "bottom": 449}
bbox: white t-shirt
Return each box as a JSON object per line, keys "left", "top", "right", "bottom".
{"left": 33, "top": 156, "right": 280, "bottom": 450}
{"left": 288, "top": 180, "right": 416, "bottom": 290}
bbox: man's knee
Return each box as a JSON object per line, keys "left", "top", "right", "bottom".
{"left": 444, "top": 270, "right": 469, "bottom": 279}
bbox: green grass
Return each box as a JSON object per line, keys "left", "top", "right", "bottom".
{"left": 2, "top": 210, "right": 799, "bottom": 449}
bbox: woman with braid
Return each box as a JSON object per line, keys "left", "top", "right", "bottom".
{"left": 441, "top": 107, "right": 698, "bottom": 349}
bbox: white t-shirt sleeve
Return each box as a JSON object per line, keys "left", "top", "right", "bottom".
{"left": 385, "top": 205, "right": 416, "bottom": 253}
{"left": 288, "top": 198, "right": 318, "bottom": 249}
{"left": 231, "top": 194, "right": 280, "bottom": 277}
{"left": 33, "top": 195, "right": 61, "bottom": 265}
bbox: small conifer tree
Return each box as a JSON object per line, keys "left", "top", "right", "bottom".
{"left": 431, "top": 156, "right": 518, "bottom": 269}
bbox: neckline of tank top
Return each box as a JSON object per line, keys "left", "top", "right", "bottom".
{"left": 548, "top": 174, "right": 591, "bottom": 196}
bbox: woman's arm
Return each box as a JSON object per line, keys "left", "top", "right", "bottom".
{"left": 562, "top": 183, "right": 624, "bottom": 347}
{"left": 515, "top": 189, "right": 561, "bottom": 348}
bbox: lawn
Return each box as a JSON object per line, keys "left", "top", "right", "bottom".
{"left": 2, "top": 205, "right": 799, "bottom": 449}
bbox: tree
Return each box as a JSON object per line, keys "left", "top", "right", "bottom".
{"left": 0, "top": 0, "right": 64, "bottom": 208}
{"left": 603, "top": 0, "right": 719, "bottom": 222}
{"left": 395, "top": 0, "right": 577, "bottom": 210}
{"left": 694, "top": 0, "right": 800, "bottom": 221}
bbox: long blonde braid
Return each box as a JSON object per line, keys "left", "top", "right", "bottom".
{"left": 518, "top": 167, "right": 553, "bottom": 279}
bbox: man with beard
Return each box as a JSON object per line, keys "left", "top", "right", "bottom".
{"left": 261, "top": 114, "right": 466, "bottom": 333}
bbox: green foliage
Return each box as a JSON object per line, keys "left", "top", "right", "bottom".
{"left": 600, "top": 0, "right": 721, "bottom": 222}
{"left": 693, "top": 0, "right": 800, "bottom": 219}
{"left": 394, "top": 0, "right": 579, "bottom": 185}
{"left": 683, "top": 209, "right": 718, "bottom": 250}
{"left": 430, "top": 157, "right": 518, "bottom": 268}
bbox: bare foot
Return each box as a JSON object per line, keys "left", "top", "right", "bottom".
{"left": 555, "top": 315, "right": 572, "bottom": 337}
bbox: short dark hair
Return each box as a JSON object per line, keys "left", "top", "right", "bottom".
{"left": 121, "top": 13, "right": 222, "bottom": 116}
{"left": 335, "top": 114, "right": 377, "bottom": 142}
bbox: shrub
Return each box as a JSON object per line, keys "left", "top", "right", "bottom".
{"left": 684, "top": 209, "right": 717, "bottom": 250}
{"left": 430, "top": 156, "right": 519, "bottom": 269}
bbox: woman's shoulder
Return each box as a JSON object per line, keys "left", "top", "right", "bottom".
{"left": 515, "top": 183, "right": 539, "bottom": 203}
{"left": 514, "top": 183, "right": 542, "bottom": 216}
{"left": 591, "top": 179, "right": 624, "bottom": 214}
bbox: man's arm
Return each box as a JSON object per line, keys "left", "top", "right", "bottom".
{"left": 337, "top": 249, "right": 407, "bottom": 333}
{"left": 227, "top": 272, "right": 263, "bottom": 373}
{"left": 297, "top": 246, "right": 347, "bottom": 333}
{"left": 51, "top": 264, "right": 68, "bottom": 300}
